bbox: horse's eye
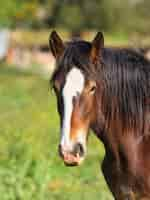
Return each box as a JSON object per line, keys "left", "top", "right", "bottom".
{"left": 88, "top": 81, "right": 96, "bottom": 94}
{"left": 89, "top": 86, "right": 96, "bottom": 93}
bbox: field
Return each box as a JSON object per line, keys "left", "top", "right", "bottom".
{"left": 0, "top": 64, "right": 113, "bottom": 200}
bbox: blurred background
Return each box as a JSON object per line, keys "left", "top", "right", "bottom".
{"left": 0, "top": 0, "right": 150, "bottom": 199}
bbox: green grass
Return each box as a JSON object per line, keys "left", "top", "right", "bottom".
{"left": 0, "top": 64, "right": 113, "bottom": 200}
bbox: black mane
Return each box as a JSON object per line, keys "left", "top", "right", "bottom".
{"left": 100, "top": 48, "right": 150, "bottom": 135}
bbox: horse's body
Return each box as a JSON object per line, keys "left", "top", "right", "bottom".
{"left": 91, "top": 48, "right": 150, "bottom": 199}
{"left": 49, "top": 31, "right": 150, "bottom": 199}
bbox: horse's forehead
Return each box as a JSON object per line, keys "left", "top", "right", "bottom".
{"left": 63, "top": 68, "right": 85, "bottom": 98}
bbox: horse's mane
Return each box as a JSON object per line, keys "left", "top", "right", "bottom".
{"left": 100, "top": 48, "right": 150, "bottom": 136}
{"left": 51, "top": 40, "right": 150, "bottom": 136}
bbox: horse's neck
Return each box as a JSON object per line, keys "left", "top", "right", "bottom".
{"left": 145, "top": 111, "right": 150, "bottom": 136}
{"left": 91, "top": 123, "right": 119, "bottom": 161}
{"left": 92, "top": 111, "right": 150, "bottom": 175}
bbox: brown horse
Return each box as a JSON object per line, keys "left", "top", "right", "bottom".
{"left": 49, "top": 31, "right": 150, "bottom": 199}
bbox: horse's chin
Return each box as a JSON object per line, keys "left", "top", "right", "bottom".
{"left": 63, "top": 154, "right": 85, "bottom": 167}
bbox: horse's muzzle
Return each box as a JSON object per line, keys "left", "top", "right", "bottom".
{"left": 58, "top": 143, "right": 85, "bottom": 166}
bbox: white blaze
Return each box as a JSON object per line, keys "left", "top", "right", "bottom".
{"left": 61, "top": 68, "right": 85, "bottom": 149}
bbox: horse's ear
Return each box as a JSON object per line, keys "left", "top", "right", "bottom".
{"left": 49, "top": 30, "right": 65, "bottom": 59}
{"left": 90, "top": 32, "right": 104, "bottom": 63}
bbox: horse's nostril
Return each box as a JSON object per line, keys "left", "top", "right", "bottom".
{"left": 73, "top": 143, "right": 85, "bottom": 157}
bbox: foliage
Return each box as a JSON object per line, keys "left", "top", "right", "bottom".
{"left": 0, "top": 0, "right": 150, "bottom": 34}
{"left": 0, "top": 64, "right": 113, "bottom": 200}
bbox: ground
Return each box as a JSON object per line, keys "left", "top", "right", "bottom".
{"left": 0, "top": 64, "right": 113, "bottom": 200}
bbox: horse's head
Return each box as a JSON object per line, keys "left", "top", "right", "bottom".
{"left": 49, "top": 31, "right": 104, "bottom": 166}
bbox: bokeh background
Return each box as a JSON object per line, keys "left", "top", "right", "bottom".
{"left": 0, "top": 1, "right": 150, "bottom": 199}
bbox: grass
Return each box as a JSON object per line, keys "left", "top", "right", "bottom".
{"left": 0, "top": 64, "right": 113, "bottom": 200}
